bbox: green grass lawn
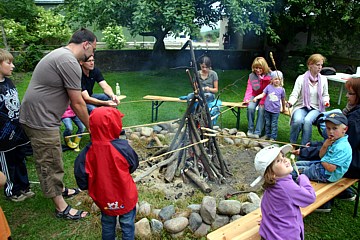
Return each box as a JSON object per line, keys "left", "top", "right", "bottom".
{"left": 2, "top": 68, "right": 358, "bottom": 239}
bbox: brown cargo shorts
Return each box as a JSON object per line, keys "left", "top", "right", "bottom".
{"left": 22, "top": 125, "right": 64, "bottom": 198}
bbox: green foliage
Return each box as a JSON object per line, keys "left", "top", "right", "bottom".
{"left": 62, "top": 0, "right": 275, "bottom": 51}
{"left": 268, "top": 0, "right": 360, "bottom": 57}
{"left": 14, "top": 44, "right": 46, "bottom": 72}
{"left": 0, "top": 5, "right": 71, "bottom": 50}
{"left": 33, "top": 7, "right": 71, "bottom": 46}
{"left": 0, "top": 19, "right": 34, "bottom": 50}
{"left": 102, "top": 25, "right": 126, "bottom": 49}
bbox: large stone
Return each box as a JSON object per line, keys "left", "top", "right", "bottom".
{"left": 236, "top": 131, "right": 247, "bottom": 138}
{"left": 224, "top": 137, "right": 235, "bottom": 145}
{"left": 228, "top": 128, "right": 238, "bottom": 135}
{"left": 138, "top": 201, "right": 151, "bottom": 216}
{"left": 200, "top": 196, "right": 217, "bottom": 224}
{"left": 163, "top": 217, "right": 189, "bottom": 233}
{"left": 211, "top": 214, "right": 230, "bottom": 230}
{"left": 231, "top": 215, "right": 242, "bottom": 221}
{"left": 217, "top": 199, "right": 241, "bottom": 215}
{"left": 152, "top": 125, "right": 162, "bottom": 133}
{"left": 159, "top": 205, "right": 175, "bottom": 221}
{"left": 188, "top": 212, "right": 202, "bottom": 232}
{"left": 187, "top": 204, "right": 201, "bottom": 213}
{"left": 247, "top": 192, "right": 261, "bottom": 205}
{"left": 140, "top": 127, "right": 153, "bottom": 137}
{"left": 241, "top": 202, "right": 259, "bottom": 215}
{"left": 135, "top": 218, "right": 151, "bottom": 240}
{"left": 194, "top": 223, "right": 211, "bottom": 237}
{"left": 129, "top": 133, "right": 140, "bottom": 140}
{"left": 150, "top": 219, "right": 163, "bottom": 234}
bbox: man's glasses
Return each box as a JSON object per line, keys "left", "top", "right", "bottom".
{"left": 86, "top": 59, "right": 95, "bottom": 63}
{"left": 346, "top": 91, "right": 356, "bottom": 96}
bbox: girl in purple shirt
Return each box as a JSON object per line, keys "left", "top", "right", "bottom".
{"left": 250, "top": 144, "right": 316, "bottom": 240}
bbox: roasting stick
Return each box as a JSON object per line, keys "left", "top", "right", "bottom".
{"left": 64, "top": 118, "right": 180, "bottom": 139}
{"left": 142, "top": 139, "right": 209, "bottom": 163}
{"left": 290, "top": 154, "right": 300, "bottom": 176}
{"left": 270, "top": 52, "right": 291, "bottom": 116}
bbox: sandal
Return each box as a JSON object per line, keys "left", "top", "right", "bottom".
{"left": 62, "top": 187, "right": 80, "bottom": 198}
{"left": 55, "top": 205, "right": 89, "bottom": 220}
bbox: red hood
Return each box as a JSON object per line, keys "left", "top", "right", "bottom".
{"left": 89, "top": 107, "right": 124, "bottom": 142}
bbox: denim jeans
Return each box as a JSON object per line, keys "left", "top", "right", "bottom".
{"left": 290, "top": 107, "right": 320, "bottom": 145}
{"left": 264, "top": 110, "right": 280, "bottom": 139}
{"left": 61, "top": 117, "right": 85, "bottom": 137}
{"left": 87, "top": 93, "right": 111, "bottom": 114}
{"left": 101, "top": 207, "right": 136, "bottom": 240}
{"left": 291, "top": 160, "right": 328, "bottom": 182}
{"left": 187, "top": 92, "right": 215, "bottom": 103}
{"left": 247, "top": 97, "right": 265, "bottom": 135}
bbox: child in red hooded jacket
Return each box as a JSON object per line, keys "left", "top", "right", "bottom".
{"left": 75, "top": 107, "right": 138, "bottom": 240}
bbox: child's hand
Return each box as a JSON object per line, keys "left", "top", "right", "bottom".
{"left": 323, "top": 137, "right": 334, "bottom": 147}
{"left": 291, "top": 149, "right": 300, "bottom": 156}
{"left": 252, "top": 98, "right": 257, "bottom": 103}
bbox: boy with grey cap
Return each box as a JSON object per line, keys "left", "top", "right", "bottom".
{"left": 293, "top": 112, "right": 352, "bottom": 183}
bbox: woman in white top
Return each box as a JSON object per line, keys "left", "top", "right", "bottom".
{"left": 287, "top": 54, "right": 330, "bottom": 145}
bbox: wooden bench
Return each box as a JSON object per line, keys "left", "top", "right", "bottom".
{"left": 207, "top": 178, "right": 359, "bottom": 240}
{"left": 143, "top": 95, "right": 247, "bottom": 129}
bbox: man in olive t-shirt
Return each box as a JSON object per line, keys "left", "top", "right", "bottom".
{"left": 20, "top": 28, "right": 96, "bottom": 220}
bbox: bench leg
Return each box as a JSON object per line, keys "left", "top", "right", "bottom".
{"left": 354, "top": 181, "right": 360, "bottom": 218}
{"left": 229, "top": 107, "right": 241, "bottom": 130}
{"left": 151, "top": 101, "right": 164, "bottom": 122}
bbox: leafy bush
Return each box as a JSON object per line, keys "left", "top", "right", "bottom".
{"left": 0, "top": 7, "right": 71, "bottom": 50}
{"left": 0, "top": 19, "right": 34, "bottom": 50}
{"left": 14, "top": 44, "right": 46, "bottom": 72}
{"left": 102, "top": 25, "right": 126, "bottom": 49}
{"left": 33, "top": 7, "right": 71, "bottom": 46}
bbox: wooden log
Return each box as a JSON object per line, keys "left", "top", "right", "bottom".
{"left": 184, "top": 169, "right": 212, "bottom": 193}
{"left": 153, "top": 136, "right": 163, "bottom": 147}
{"left": 134, "top": 153, "right": 178, "bottom": 183}
{"left": 188, "top": 115, "right": 217, "bottom": 181}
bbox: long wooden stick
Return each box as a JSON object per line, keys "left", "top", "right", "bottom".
{"left": 215, "top": 133, "right": 306, "bottom": 148}
{"left": 64, "top": 118, "right": 180, "bottom": 138}
{"left": 141, "top": 139, "right": 209, "bottom": 163}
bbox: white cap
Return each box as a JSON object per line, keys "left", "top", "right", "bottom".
{"left": 270, "top": 70, "right": 283, "bottom": 80}
{"left": 250, "top": 144, "right": 293, "bottom": 187}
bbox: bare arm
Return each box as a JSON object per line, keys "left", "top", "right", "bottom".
{"left": 68, "top": 89, "right": 90, "bottom": 131}
{"left": 204, "top": 80, "right": 219, "bottom": 94}
{"left": 321, "top": 161, "right": 337, "bottom": 172}
{"left": 81, "top": 90, "right": 117, "bottom": 107}
{"left": 253, "top": 92, "right": 265, "bottom": 102}
{"left": 0, "top": 172, "right": 6, "bottom": 187}
{"left": 319, "top": 138, "right": 334, "bottom": 158}
{"left": 99, "top": 80, "right": 120, "bottom": 104}
{"left": 281, "top": 98, "right": 286, "bottom": 112}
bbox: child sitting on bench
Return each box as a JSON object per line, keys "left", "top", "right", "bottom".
{"left": 250, "top": 144, "right": 315, "bottom": 240}
{"left": 292, "top": 112, "right": 352, "bottom": 183}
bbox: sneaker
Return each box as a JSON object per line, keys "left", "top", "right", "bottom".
{"left": 269, "top": 138, "right": 275, "bottom": 141}
{"left": 21, "top": 189, "right": 35, "bottom": 199}
{"left": 247, "top": 131, "right": 253, "bottom": 137}
{"left": 8, "top": 193, "right": 27, "bottom": 202}
{"left": 260, "top": 135, "right": 270, "bottom": 140}
{"left": 252, "top": 134, "right": 259, "bottom": 139}
{"left": 314, "top": 202, "right": 332, "bottom": 213}
{"left": 337, "top": 190, "right": 356, "bottom": 201}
